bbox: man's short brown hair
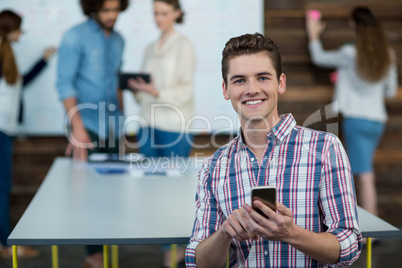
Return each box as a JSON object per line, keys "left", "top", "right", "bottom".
{"left": 221, "top": 33, "right": 282, "bottom": 84}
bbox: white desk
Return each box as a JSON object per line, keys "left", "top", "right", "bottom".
{"left": 8, "top": 157, "right": 400, "bottom": 268}
{"left": 356, "top": 206, "right": 400, "bottom": 268}
{"left": 9, "top": 157, "right": 201, "bottom": 246}
{"left": 357, "top": 207, "right": 400, "bottom": 238}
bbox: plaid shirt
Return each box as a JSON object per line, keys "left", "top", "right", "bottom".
{"left": 186, "top": 114, "right": 362, "bottom": 267}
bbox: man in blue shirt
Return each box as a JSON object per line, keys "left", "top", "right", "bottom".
{"left": 57, "top": 0, "right": 129, "bottom": 163}
{"left": 56, "top": 1, "right": 129, "bottom": 267}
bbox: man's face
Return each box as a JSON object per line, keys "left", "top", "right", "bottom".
{"left": 96, "top": 0, "right": 121, "bottom": 32}
{"left": 222, "top": 52, "right": 286, "bottom": 128}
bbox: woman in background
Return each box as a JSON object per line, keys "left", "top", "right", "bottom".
{"left": 0, "top": 9, "right": 55, "bottom": 259}
{"left": 128, "top": 0, "right": 195, "bottom": 266}
{"left": 306, "top": 7, "right": 398, "bottom": 218}
{"left": 128, "top": 0, "right": 195, "bottom": 159}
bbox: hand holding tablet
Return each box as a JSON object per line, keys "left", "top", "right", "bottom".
{"left": 119, "top": 73, "right": 151, "bottom": 90}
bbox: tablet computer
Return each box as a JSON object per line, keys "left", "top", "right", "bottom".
{"left": 119, "top": 72, "right": 151, "bottom": 89}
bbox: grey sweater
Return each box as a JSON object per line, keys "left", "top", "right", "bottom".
{"left": 309, "top": 40, "right": 398, "bottom": 123}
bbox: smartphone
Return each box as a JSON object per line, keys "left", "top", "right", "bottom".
{"left": 119, "top": 72, "right": 151, "bottom": 89}
{"left": 251, "top": 186, "right": 276, "bottom": 218}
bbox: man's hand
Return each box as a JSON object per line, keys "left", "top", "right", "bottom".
{"left": 62, "top": 98, "right": 94, "bottom": 162}
{"left": 243, "top": 201, "right": 295, "bottom": 242}
{"left": 221, "top": 208, "right": 258, "bottom": 241}
{"left": 244, "top": 201, "right": 342, "bottom": 264}
{"left": 65, "top": 125, "right": 94, "bottom": 161}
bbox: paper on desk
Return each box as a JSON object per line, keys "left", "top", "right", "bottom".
{"left": 86, "top": 162, "right": 129, "bottom": 175}
{"left": 88, "top": 153, "right": 109, "bottom": 161}
{"left": 88, "top": 153, "right": 145, "bottom": 162}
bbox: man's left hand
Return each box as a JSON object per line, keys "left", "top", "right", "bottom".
{"left": 243, "top": 201, "right": 295, "bottom": 242}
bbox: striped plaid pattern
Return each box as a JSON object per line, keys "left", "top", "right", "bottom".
{"left": 186, "top": 114, "right": 362, "bottom": 267}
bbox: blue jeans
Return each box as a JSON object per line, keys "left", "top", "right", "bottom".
{"left": 137, "top": 127, "right": 193, "bottom": 157}
{"left": 0, "top": 131, "right": 13, "bottom": 246}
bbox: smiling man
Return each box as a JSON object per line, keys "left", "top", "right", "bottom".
{"left": 185, "top": 33, "right": 362, "bottom": 268}
{"left": 56, "top": 1, "right": 129, "bottom": 267}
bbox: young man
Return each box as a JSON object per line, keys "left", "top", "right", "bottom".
{"left": 56, "top": 1, "right": 128, "bottom": 267}
{"left": 56, "top": 0, "right": 129, "bottom": 162}
{"left": 186, "top": 33, "right": 362, "bottom": 267}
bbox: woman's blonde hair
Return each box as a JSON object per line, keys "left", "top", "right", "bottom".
{"left": 0, "top": 10, "right": 21, "bottom": 85}
{"left": 353, "top": 7, "right": 391, "bottom": 82}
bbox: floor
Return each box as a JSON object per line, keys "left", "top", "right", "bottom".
{"left": 1, "top": 234, "right": 401, "bottom": 268}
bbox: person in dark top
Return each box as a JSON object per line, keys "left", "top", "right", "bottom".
{"left": 0, "top": 9, "right": 55, "bottom": 259}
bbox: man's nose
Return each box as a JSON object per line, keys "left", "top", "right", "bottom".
{"left": 246, "top": 79, "right": 261, "bottom": 95}
{"left": 108, "top": 10, "right": 119, "bottom": 19}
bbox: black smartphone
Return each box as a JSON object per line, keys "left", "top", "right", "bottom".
{"left": 251, "top": 186, "right": 276, "bottom": 218}
{"left": 119, "top": 72, "right": 151, "bottom": 89}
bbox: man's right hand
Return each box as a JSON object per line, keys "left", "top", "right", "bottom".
{"left": 65, "top": 126, "right": 94, "bottom": 161}
{"left": 221, "top": 208, "right": 258, "bottom": 241}
{"left": 194, "top": 208, "right": 258, "bottom": 268}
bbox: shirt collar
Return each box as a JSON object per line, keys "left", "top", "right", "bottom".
{"left": 270, "top": 113, "right": 297, "bottom": 142}
{"left": 155, "top": 31, "right": 180, "bottom": 54}
{"left": 88, "top": 18, "right": 101, "bottom": 31}
{"left": 88, "top": 18, "right": 115, "bottom": 36}
{"left": 237, "top": 113, "right": 297, "bottom": 146}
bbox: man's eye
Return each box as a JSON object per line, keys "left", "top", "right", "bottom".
{"left": 234, "top": 79, "right": 244, "bottom": 84}
{"left": 259, "top": 77, "right": 268, "bottom": 81}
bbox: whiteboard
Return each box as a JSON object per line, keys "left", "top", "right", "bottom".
{"left": 1, "top": 0, "right": 264, "bottom": 136}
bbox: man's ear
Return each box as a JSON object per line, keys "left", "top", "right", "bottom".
{"left": 222, "top": 80, "right": 230, "bottom": 100}
{"left": 278, "top": 73, "right": 286, "bottom": 95}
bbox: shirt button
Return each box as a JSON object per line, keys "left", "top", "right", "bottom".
{"left": 264, "top": 250, "right": 268, "bottom": 255}
{"left": 251, "top": 157, "right": 255, "bottom": 161}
